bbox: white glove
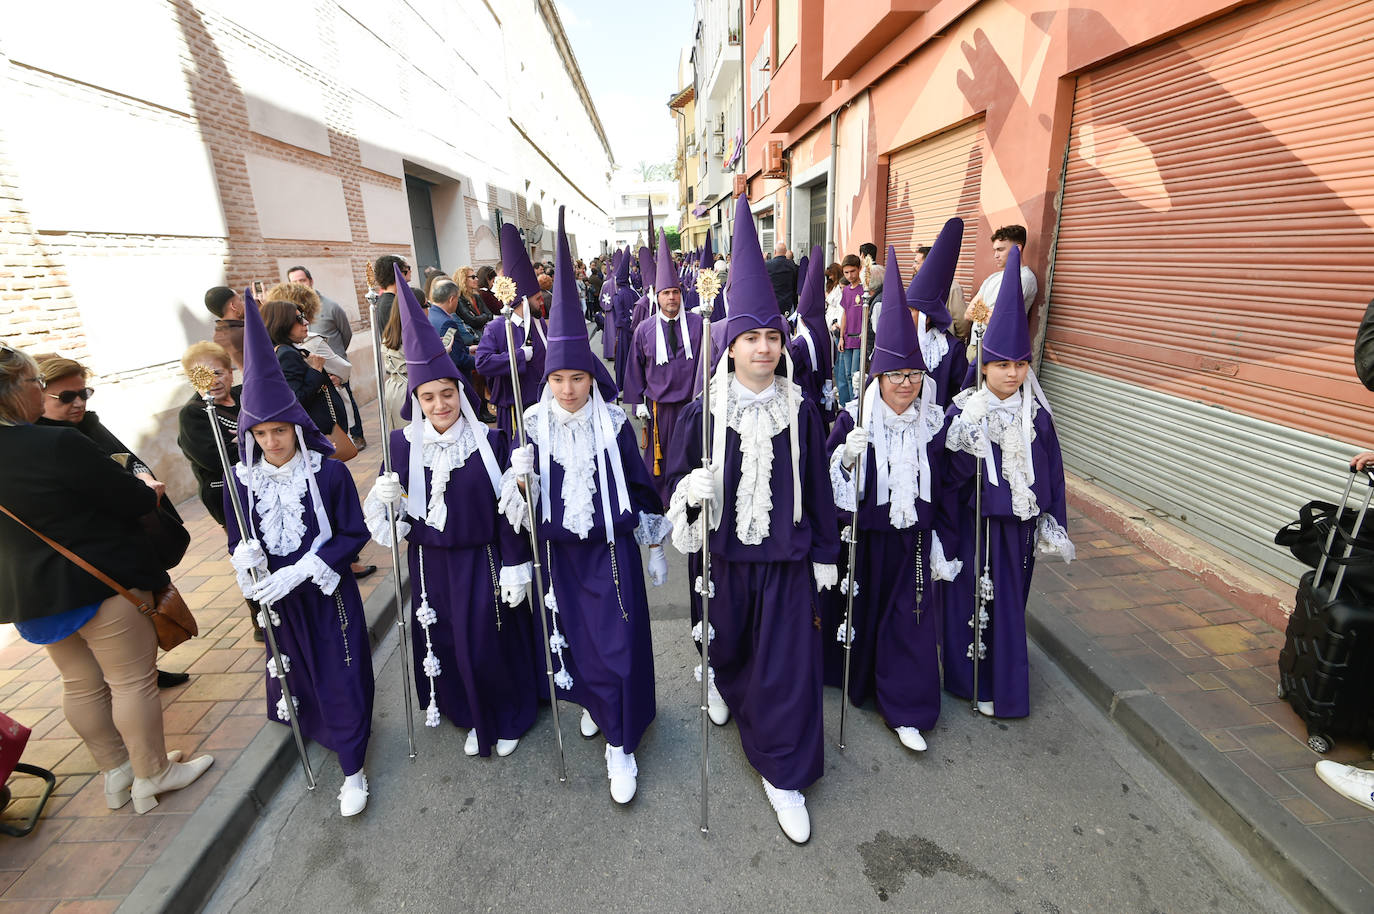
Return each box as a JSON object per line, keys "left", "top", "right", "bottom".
{"left": 248, "top": 561, "right": 310, "bottom": 605}
{"left": 842, "top": 426, "right": 869, "bottom": 465}
{"left": 372, "top": 471, "right": 403, "bottom": 507}
{"left": 230, "top": 539, "right": 268, "bottom": 576}
{"left": 510, "top": 445, "right": 535, "bottom": 477}
{"left": 648, "top": 545, "right": 668, "bottom": 587}
{"left": 813, "top": 563, "right": 838, "bottom": 591}
{"left": 501, "top": 579, "right": 527, "bottom": 607}
{"left": 685, "top": 467, "right": 716, "bottom": 508}
{"left": 821, "top": 379, "right": 837, "bottom": 408}
{"left": 520, "top": 344, "right": 534, "bottom": 363}
{"left": 636, "top": 403, "right": 650, "bottom": 421}
{"left": 852, "top": 371, "right": 863, "bottom": 396}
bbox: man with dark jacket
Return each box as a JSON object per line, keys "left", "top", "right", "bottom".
{"left": 1355, "top": 297, "right": 1374, "bottom": 390}
{"left": 766, "top": 242, "right": 799, "bottom": 316}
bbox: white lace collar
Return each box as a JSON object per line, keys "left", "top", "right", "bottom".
{"left": 402, "top": 418, "right": 479, "bottom": 530}
{"left": 849, "top": 382, "right": 942, "bottom": 527}
{"left": 916, "top": 312, "right": 949, "bottom": 371}
{"left": 720, "top": 376, "right": 793, "bottom": 545}
{"left": 949, "top": 385, "right": 1039, "bottom": 520}
{"left": 527, "top": 393, "right": 630, "bottom": 540}
{"left": 237, "top": 449, "right": 324, "bottom": 556}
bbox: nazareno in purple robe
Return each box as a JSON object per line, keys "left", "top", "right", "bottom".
{"left": 366, "top": 424, "right": 538, "bottom": 755}
{"left": 665, "top": 386, "right": 841, "bottom": 791}
{"left": 621, "top": 311, "right": 705, "bottom": 502}
{"left": 921, "top": 324, "right": 970, "bottom": 409}
{"left": 599, "top": 284, "right": 617, "bottom": 359}
{"left": 226, "top": 453, "right": 374, "bottom": 776}
{"left": 475, "top": 314, "right": 548, "bottom": 437}
{"left": 822, "top": 407, "right": 950, "bottom": 731}
{"left": 504, "top": 407, "right": 665, "bottom": 754}
{"left": 612, "top": 285, "right": 638, "bottom": 393}
{"left": 940, "top": 390, "right": 1070, "bottom": 719}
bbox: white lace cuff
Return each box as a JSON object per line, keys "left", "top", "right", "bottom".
{"left": 498, "top": 467, "right": 535, "bottom": 533}
{"left": 499, "top": 562, "right": 533, "bottom": 590}
{"left": 1036, "top": 514, "right": 1075, "bottom": 563}
{"left": 235, "top": 567, "right": 257, "bottom": 597}
{"left": 829, "top": 450, "right": 856, "bottom": 512}
{"left": 813, "top": 562, "right": 838, "bottom": 589}
{"left": 363, "top": 487, "right": 410, "bottom": 546}
{"left": 298, "top": 552, "right": 341, "bottom": 596}
{"left": 929, "top": 531, "right": 962, "bottom": 581}
{"left": 634, "top": 512, "right": 673, "bottom": 546}
{"left": 667, "top": 478, "right": 704, "bottom": 555}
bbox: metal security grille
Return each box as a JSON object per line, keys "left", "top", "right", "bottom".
{"left": 808, "top": 180, "right": 827, "bottom": 253}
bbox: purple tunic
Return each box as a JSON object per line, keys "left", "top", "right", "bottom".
{"left": 621, "top": 312, "right": 705, "bottom": 501}
{"left": 629, "top": 295, "right": 651, "bottom": 338}
{"left": 225, "top": 455, "right": 374, "bottom": 775}
{"left": 525, "top": 419, "right": 664, "bottom": 753}
{"left": 822, "top": 410, "right": 947, "bottom": 730}
{"left": 940, "top": 400, "right": 1068, "bottom": 718}
{"left": 387, "top": 428, "right": 538, "bottom": 754}
{"left": 612, "top": 286, "right": 637, "bottom": 392}
{"left": 924, "top": 328, "right": 970, "bottom": 409}
{"left": 599, "top": 283, "right": 617, "bottom": 359}
{"left": 665, "top": 394, "right": 840, "bottom": 790}
{"left": 475, "top": 314, "right": 547, "bottom": 437}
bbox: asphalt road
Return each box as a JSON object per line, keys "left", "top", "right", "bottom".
{"left": 206, "top": 544, "right": 1296, "bottom": 914}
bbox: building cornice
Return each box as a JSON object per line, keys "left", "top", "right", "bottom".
{"left": 537, "top": 0, "right": 616, "bottom": 165}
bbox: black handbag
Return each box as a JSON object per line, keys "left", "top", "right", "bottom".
{"left": 138, "top": 503, "right": 191, "bottom": 571}
{"left": 1275, "top": 500, "right": 1374, "bottom": 570}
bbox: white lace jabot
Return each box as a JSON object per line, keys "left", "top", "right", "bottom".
{"left": 236, "top": 450, "right": 323, "bottom": 556}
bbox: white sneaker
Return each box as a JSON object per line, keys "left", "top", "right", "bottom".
{"left": 495, "top": 738, "right": 519, "bottom": 757}
{"left": 762, "top": 777, "right": 810, "bottom": 844}
{"left": 464, "top": 729, "right": 480, "bottom": 756}
{"left": 708, "top": 681, "right": 730, "bottom": 726}
{"left": 977, "top": 700, "right": 996, "bottom": 717}
{"left": 1316, "top": 760, "right": 1374, "bottom": 811}
{"left": 338, "top": 773, "right": 368, "bottom": 817}
{"left": 895, "top": 727, "right": 927, "bottom": 752}
{"left": 580, "top": 708, "right": 600, "bottom": 738}
{"left": 605, "top": 745, "right": 638, "bottom": 804}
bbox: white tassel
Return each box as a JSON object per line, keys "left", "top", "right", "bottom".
{"left": 275, "top": 694, "right": 300, "bottom": 722}
{"left": 422, "top": 650, "right": 442, "bottom": 678}
{"left": 415, "top": 600, "right": 437, "bottom": 627}
{"left": 839, "top": 576, "right": 860, "bottom": 597}
{"left": 554, "top": 668, "right": 573, "bottom": 691}
{"left": 693, "top": 576, "right": 716, "bottom": 598}
{"left": 691, "top": 621, "right": 716, "bottom": 643}
{"left": 265, "top": 653, "right": 292, "bottom": 679}
{"left": 836, "top": 622, "right": 857, "bottom": 646}
{"left": 425, "top": 700, "right": 441, "bottom": 728}
{"left": 257, "top": 607, "right": 281, "bottom": 628}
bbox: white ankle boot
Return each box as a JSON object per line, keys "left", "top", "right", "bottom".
{"left": 605, "top": 745, "right": 637, "bottom": 804}
{"left": 695, "top": 665, "right": 730, "bottom": 725}
{"left": 895, "top": 727, "right": 927, "bottom": 752}
{"left": 580, "top": 708, "right": 600, "bottom": 738}
{"left": 762, "top": 777, "right": 810, "bottom": 844}
{"left": 977, "top": 700, "right": 996, "bottom": 717}
{"left": 495, "top": 738, "right": 519, "bottom": 757}
{"left": 339, "top": 771, "right": 368, "bottom": 817}
{"left": 104, "top": 751, "right": 183, "bottom": 810}
{"left": 130, "top": 755, "right": 214, "bottom": 814}
{"left": 464, "top": 729, "right": 480, "bottom": 756}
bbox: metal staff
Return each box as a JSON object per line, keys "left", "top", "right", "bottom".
{"left": 968, "top": 305, "right": 991, "bottom": 714}
{"left": 188, "top": 367, "right": 315, "bottom": 790}
{"left": 693, "top": 267, "right": 720, "bottom": 833}
{"left": 837, "top": 292, "right": 872, "bottom": 750}
{"left": 370, "top": 304, "right": 418, "bottom": 759}
{"left": 498, "top": 284, "right": 568, "bottom": 782}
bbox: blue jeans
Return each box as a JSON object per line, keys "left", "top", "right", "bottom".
{"left": 835, "top": 347, "right": 860, "bottom": 408}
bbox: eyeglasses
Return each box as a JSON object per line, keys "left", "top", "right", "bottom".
{"left": 882, "top": 370, "right": 925, "bottom": 385}
{"left": 48, "top": 387, "right": 94, "bottom": 404}
{"left": 295, "top": 311, "right": 309, "bottom": 325}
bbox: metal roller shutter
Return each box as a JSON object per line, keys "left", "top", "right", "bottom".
{"left": 885, "top": 118, "right": 984, "bottom": 294}
{"left": 1042, "top": 0, "right": 1374, "bottom": 579}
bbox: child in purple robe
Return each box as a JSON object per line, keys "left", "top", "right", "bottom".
{"left": 501, "top": 209, "right": 670, "bottom": 805}
{"left": 942, "top": 247, "right": 1074, "bottom": 719}
{"left": 364, "top": 271, "right": 538, "bottom": 759}
{"left": 475, "top": 222, "right": 548, "bottom": 437}
{"left": 228, "top": 296, "right": 374, "bottom": 817}
{"left": 905, "top": 219, "right": 971, "bottom": 408}
{"left": 665, "top": 194, "right": 840, "bottom": 845}
{"left": 789, "top": 245, "right": 838, "bottom": 420}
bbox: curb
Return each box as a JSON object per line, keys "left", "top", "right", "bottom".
{"left": 1027, "top": 594, "right": 1370, "bottom": 914}
{"left": 115, "top": 565, "right": 409, "bottom": 914}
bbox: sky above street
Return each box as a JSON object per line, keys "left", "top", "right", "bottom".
{"left": 553, "top": 0, "right": 692, "bottom": 173}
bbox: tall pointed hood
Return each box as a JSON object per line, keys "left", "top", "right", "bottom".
{"left": 905, "top": 218, "right": 963, "bottom": 332}
{"left": 797, "top": 254, "right": 810, "bottom": 294}
{"left": 869, "top": 246, "right": 925, "bottom": 377}
{"left": 543, "top": 207, "right": 617, "bottom": 398}
{"left": 981, "top": 245, "right": 1033, "bottom": 363}
{"left": 723, "top": 193, "right": 786, "bottom": 344}
{"left": 654, "top": 229, "right": 679, "bottom": 293}
{"left": 795, "top": 244, "right": 825, "bottom": 327}
{"left": 236, "top": 286, "right": 333, "bottom": 458}
{"left": 396, "top": 264, "right": 479, "bottom": 409}
{"left": 701, "top": 229, "right": 713, "bottom": 268}
{"left": 499, "top": 222, "right": 541, "bottom": 304}
{"left": 637, "top": 246, "right": 655, "bottom": 292}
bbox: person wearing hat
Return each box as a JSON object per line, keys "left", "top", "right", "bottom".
{"left": 623, "top": 230, "right": 704, "bottom": 503}
{"left": 611, "top": 246, "right": 642, "bottom": 394}
{"left": 942, "top": 247, "right": 1074, "bottom": 720}
{"left": 664, "top": 194, "right": 841, "bottom": 845}
{"left": 500, "top": 209, "right": 669, "bottom": 805}
{"left": 598, "top": 250, "right": 621, "bottom": 361}
{"left": 364, "top": 268, "right": 538, "bottom": 759}
{"left": 788, "top": 245, "right": 838, "bottom": 420}
{"left": 476, "top": 223, "right": 549, "bottom": 437}
{"left": 823, "top": 248, "right": 962, "bottom": 754}
{"left": 904, "top": 219, "right": 970, "bottom": 408}
{"left": 628, "top": 246, "right": 656, "bottom": 337}
{"left": 226, "top": 295, "right": 375, "bottom": 817}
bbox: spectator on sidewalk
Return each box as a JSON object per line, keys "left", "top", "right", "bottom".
{"left": 372, "top": 254, "right": 410, "bottom": 331}
{"left": 833, "top": 254, "right": 866, "bottom": 406}
{"left": 767, "top": 241, "right": 799, "bottom": 316}
{"left": 205, "top": 286, "right": 245, "bottom": 369}
{"left": 968, "top": 225, "right": 1037, "bottom": 319}
{"left": 288, "top": 266, "right": 367, "bottom": 451}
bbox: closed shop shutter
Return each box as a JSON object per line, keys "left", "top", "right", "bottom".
{"left": 808, "top": 182, "right": 828, "bottom": 252}
{"left": 1041, "top": 0, "right": 1374, "bottom": 579}
{"left": 885, "top": 118, "right": 984, "bottom": 295}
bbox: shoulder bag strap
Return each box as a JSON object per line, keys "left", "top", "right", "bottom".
{"left": 0, "top": 503, "right": 147, "bottom": 610}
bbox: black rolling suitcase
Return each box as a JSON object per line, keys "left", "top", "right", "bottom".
{"left": 1276, "top": 466, "right": 1374, "bottom": 754}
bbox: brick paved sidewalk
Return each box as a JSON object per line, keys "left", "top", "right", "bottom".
{"left": 0, "top": 410, "right": 391, "bottom": 913}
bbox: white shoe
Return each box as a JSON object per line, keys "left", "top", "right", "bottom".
{"left": 708, "top": 681, "right": 730, "bottom": 726}
{"left": 762, "top": 777, "right": 810, "bottom": 844}
{"left": 104, "top": 750, "right": 183, "bottom": 810}
{"left": 977, "top": 700, "right": 996, "bottom": 717}
{"left": 495, "top": 738, "right": 519, "bottom": 757}
{"left": 895, "top": 727, "right": 927, "bottom": 752}
{"left": 339, "top": 773, "right": 368, "bottom": 817}
{"left": 464, "top": 729, "right": 479, "bottom": 756}
{"left": 130, "top": 755, "right": 214, "bottom": 815}
{"left": 580, "top": 708, "right": 600, "bottom": 738}
{"left": 1316, "top": 760, "right": 1374, "bottom": 811}
{"left": 605, "top": 745, "right": 638, "bottom": 804}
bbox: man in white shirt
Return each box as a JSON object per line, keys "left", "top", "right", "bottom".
{"left": 969, "top": 225, "right": 1037, "bottom": 318}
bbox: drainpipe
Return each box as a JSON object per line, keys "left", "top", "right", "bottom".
{"left": 824, "top": 110, "right": 838, "bottom": 263}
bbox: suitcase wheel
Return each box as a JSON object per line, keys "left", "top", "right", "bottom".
{"left": 1276, "top": 680, "right": 1286, "bottom": 700}
{"left": 1307, "top": 733, "right": 1334, "bottom": 754}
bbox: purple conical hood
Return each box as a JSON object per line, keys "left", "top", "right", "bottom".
{"left": 701, "top": 229, "right": 713, "bottom": 267}
{"left": 981, "top": 245, "right": 1033, "bottom": 363}
{"left": 905, "top": 217, "right": 963, "bottom": 331}
{"left": 797, "top": 254, "right": 810, "bottom": 293}
{"left": 654, "top": 230, "right": 679, "bottom": 292}
{"left": 637, "top": 246, "right": 654, "bottom": 290}
{"left": 500, "top": 222, "right": 541, "bottom": 303}
{"left": 724, "top": 193, "right": 786, "bottom": 344}
{"left": 796, "top": 245, "right": 824, "bottom": 325}
{"left": 615, "top": 248, "right": 630, "bottom": 283}
{"left": 236, "top": 289, "right": 334, "bottom": 458}
{"left": 544, "top": 208, "right": 616, "bottom": 398}
{"left": 869, "top": 247, "right": 925, "bottom": 376}
{"left": 396, "top": 264, "right": 479, "bottom": 411}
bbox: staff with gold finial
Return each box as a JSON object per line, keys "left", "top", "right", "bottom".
{"left": 692, "top": 264, "right": 720, "bottom": 833}
{"left": 965, "top": 293, "right": 992, "bottom": 714}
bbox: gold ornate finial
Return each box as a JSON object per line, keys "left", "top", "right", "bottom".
{"left": 187, "top": 364, "right": 218, "bottom": 396}
{"left": 968, "top": 300, "right": 992, "bottom": 325}
{"left": 492, "top": 275, "right": 518, "bottom": 306}
{"left": 364, "top": 260, "right": 377, "bottom": 290}
{"left": 695, "top": 269, "right": 720, "bottom": 304}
